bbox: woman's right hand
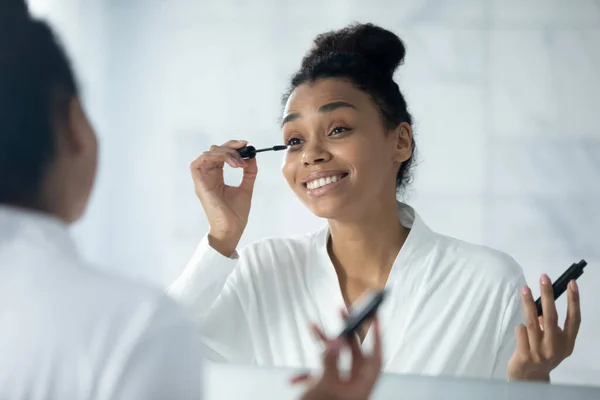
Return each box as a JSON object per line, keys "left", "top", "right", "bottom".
{"left": 292, "top": 312, "right": 383, "bottom": 400}
{"left": 190, "top": 140, "right": 258, "bottom": 257}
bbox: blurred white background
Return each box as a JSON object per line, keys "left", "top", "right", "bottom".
{"left": 29, "top": 0, "right": 599, "bottom": 386}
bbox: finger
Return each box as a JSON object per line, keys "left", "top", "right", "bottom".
{"left": 360, "top": 318, "right": 383, "bottom": 388}
{"left": 521, "top": 285, "right": 542, "bottom": 355}
{"left": 220, "top": 139, "right": 248, "bottom": 149}
{"left": 340, "top": 309, "right": 349, "bottom": 320}
{"left": 290, "top": 373, "right": 312, "bottom": 385}
{"left": 191, "top": 151, "right": 238, "bottom": 172}
{"left": 539, "top": 274, "right": 560, "bottom": 356}
{"left": 207, "top": 151, "right": 242, "bottom": 169}
{"left": 347, "top": 331, "right": 363, "bottom": 364}
{"left": 239, "top": 157, "right": 258, "bottom": 193}
{"left": 321, "top": 339, "right": 342, "bottom": 382}
{"left": 564, "top": 280, "right": 581, "bottom": 356}
{"left": 190, "top": 154, "right": 226, "bottom": 186}
{"left": 515, "top": 324, "right": 531, "bottom": 358}
{"left": 371, "top": 315, "right": 383, "bottom": 364}
{"left": 540, "top": 274, "right": 559, "bottom": 331}
{"left": 361, "top": 316, "right": 383, "bottom": 383}
{"left": 208, "top": 145, "right": 246, "bottom": 167}
{"left": 310, "top": 323, "right": 328, "bottom": 345}
{"left": 349, "top": 339, "right": 364, "bottom": 380}
{"left": 219, "top": 140, "right": 251, "bottom": 166}
{"left": 190, "top": 152, "right": 220, "bottom": 170}
{"left": 339, "top": 306, "right": 361, "bottom": 362}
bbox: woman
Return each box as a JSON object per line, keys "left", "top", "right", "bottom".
{"left": 168, "top": 23, "right": 581, "bottom": 382}
{"left": 0, "top": 3, "right": 205, "bottom": 399}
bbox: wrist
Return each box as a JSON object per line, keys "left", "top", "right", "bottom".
{"left": 208, "top": 230, "right": 241, "bottom": 258}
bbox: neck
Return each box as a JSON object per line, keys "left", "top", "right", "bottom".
{"left": 327, "top": 197, "right": 409, "bottom": 285}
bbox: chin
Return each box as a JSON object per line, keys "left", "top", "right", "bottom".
{"left": 305, "top": 198, "right": 350, "bottom": 220}
{"left": 67, "top": 205, "right": 86, "bottom": 223}
{"left": 67, "top": 192, "right": 92, "bottom": 223}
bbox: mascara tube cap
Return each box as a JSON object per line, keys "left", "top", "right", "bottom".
{"left": 237, "top": 146, "right": 257, "bottom": 159}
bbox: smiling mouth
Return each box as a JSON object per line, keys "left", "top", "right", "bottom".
{"left": 304, "top": 173, "right": 349, "bottom": 190}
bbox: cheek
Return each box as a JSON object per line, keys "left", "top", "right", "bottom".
{"left": 330, "top": 141, "right": 365, "bottom": 169}
{"left": 337, "top": 142, "right": 387, "bottom": 181}
{"left": 281, "top": 154, "right": 297, "bottom": 187}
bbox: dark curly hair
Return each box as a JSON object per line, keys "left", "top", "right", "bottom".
{"left": 283, "top": 23, "right": 416, "bottom": 193}
{"left": 0, "top": 0, "right": 78, "bottom": 206}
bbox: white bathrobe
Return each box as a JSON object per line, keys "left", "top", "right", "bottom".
{"left": 169, "top": 202, "right": 527, "bottom": 380}
{"left": 0, "top": 206, "right": 204, "bottom": 400}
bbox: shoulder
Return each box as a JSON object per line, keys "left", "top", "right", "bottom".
{"left": 9, "top": 256, "right": 200, "bottom": 370}
{"left": 238, "top": 229, "right": 324, "bottom": 268}
{"left": 432, "top": 233, "right": 525, "bottom": 286}
{"left": 69, "top": 265, "right": 204, "bottom": 397}
{"left": 61, "top": 260, "right": 191, "bottom": 328}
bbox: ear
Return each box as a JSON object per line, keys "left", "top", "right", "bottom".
{"left": 391, "top": 122, "right": 413, "bottom": 164}
{"left": 58, "top": 97, "right": 86, "bottom": 154}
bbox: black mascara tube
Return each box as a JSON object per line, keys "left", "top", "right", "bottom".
{"left": 535, "top": 260, "right": 586, "bottom": 316}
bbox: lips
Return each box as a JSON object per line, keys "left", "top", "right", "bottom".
{"left": 302, "top": 172, "right": 349, "bottom": 190}
{"left": 305, "top": 174, "right": 339, "bottom": 189}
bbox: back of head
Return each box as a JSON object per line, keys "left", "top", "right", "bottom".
{"left": 0, "top": 0, "right": 78, "bottom": 207}
{"left": 284, "top": 23, "right": 416, "bottom": 192}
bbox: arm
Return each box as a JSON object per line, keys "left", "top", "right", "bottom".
{"left": 168, "top": 139, "right": 260, "bottom": 363}
{"left": 491, "top": 275, "right": 526, "bottom": 380}
{"left": 166, "top": 235, "right": 256, "bottom": 363}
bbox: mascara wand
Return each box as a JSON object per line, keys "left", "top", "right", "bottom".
{"left": 237, "top": 145, "right": 288, "bottom": 159}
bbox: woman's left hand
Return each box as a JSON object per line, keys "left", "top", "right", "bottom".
{"left": 508, "top": 274, "right": 581, "bottom": 381}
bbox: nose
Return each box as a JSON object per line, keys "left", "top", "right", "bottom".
{"left": 301, "top": 143, "right": 332, "bottom": 166}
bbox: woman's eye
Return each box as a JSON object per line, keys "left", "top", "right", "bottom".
{"left": 330, "top": 126, "right": 349, "bottom": 135}
{"left": 286, "top": 137, "right": 303, "bottom": 146}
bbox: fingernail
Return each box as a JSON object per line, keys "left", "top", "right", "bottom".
{"left": 571, "top": 280, "right": 579, "bottom": 293}
{"left": 521, "top": 285, "right": 531, "bottom": 296}
{"left": 290, "top": 373, "right": 310, "bottom": 385}
{"left": 540, "top": 274, "right": 551, "bottom": 285}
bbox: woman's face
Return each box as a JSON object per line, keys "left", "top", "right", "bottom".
{"left": 281, "top": 78, "right": 412, "bottom": 220}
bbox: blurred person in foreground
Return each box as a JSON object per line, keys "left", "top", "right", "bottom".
{"left": 0, "top": 2, "right": 204, "bottom": 398}
{"left": 0, "top": 2, "right": 382, "bottom": 399}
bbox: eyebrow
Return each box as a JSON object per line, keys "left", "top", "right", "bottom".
{"left": 281, "top": 101, "right": 357, "bottom": 127}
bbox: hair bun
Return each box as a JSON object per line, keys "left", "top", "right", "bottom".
{"left": 0, "top": 0, "right": 30, "bottom": 24}
{"left": 304, "top": 23, "right": 406, "bottom": 79}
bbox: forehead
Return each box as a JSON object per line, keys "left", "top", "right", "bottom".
{"left": 284, "top": 78, "right": 372, "bottom": 114}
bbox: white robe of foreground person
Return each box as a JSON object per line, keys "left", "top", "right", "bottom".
{"left": 168, "top": 201, "right": 527, "bottom": 380}
{"left": 0, "top": 207, "right": 204, "bottom": 400}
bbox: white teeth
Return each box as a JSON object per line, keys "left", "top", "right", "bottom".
{"left": 307, "top": 175, "right": 342, "bottom": 190}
